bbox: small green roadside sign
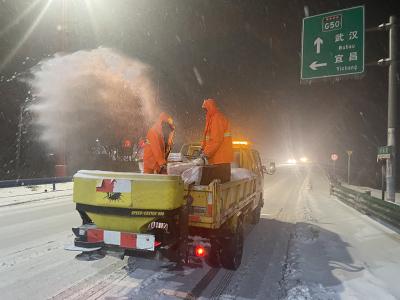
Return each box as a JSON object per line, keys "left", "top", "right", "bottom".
{"left": 377, "top": 146, "right": 392, "bottom": 160}
{"left": 301, "top": 6, "right": 365, "bottom": 80}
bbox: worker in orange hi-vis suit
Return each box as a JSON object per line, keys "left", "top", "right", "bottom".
{"left": 143, "top": 112, "right": 175, "bottom": 174}
{"left": 201, "top": 99, "right": 233, "bottom": 182}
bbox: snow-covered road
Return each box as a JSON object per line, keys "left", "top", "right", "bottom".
{"left": 1, "top": 166, "right": 400, "bottom": 299}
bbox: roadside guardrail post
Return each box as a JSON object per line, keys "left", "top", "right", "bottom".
{"left": 329, "top": 178, "right": 400, "bottom": 229}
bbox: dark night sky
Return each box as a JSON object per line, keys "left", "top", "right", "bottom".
{"left": 0, "top": 0, "right": 399, "bottom": 183}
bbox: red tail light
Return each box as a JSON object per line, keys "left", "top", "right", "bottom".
{"left": 195, "top": 245, "right": 206, "bottom": 257}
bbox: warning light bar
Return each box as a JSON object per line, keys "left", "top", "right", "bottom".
{"left": 233, "top": 141, "right": 249, "bottom": 145}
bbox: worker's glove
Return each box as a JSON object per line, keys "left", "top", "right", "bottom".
{"left": 193, "top": 157, "right": 205, "bottom": 166}
{"left": 159, "top": 164, "right": 167, "bottom": 174}
{"left": 198, "top": 149, "right": 204, "bottom": 157}
{"left": 199, "top": 152, "right": 208, "bottom": 165}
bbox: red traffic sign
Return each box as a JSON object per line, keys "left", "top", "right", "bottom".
{"left": 331, "top": 153, "right": 339, "bottom": 161}
{"left": 122, "top": 139, "right": 132, "bottom": 148}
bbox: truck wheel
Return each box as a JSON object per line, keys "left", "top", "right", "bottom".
{"left": 206, "top": 240, "right": 220, "bottom": 268}
{"left": 250, "top": 203, "right": 262, "bottom": 224}
{"left": 220, "top": 220, "right": 244, "bottom": 270}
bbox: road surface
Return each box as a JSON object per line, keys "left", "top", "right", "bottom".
{"left": 1, "top": 166, "right": 400, "bottom": 299}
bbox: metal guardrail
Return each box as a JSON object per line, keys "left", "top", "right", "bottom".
{"left": 0, "top": 176, "right": 72, "bottom": 189}
{"left": 330, "top": 182, "right": 400, "bottom": 229}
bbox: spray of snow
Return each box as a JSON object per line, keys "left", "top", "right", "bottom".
{"left": 27, "top": 48, "right": 158, "bottom": 150}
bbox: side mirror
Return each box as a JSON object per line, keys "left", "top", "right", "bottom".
{"left": 269, "top": 162, "right": 276, "bottom": 174}
{"left": 262, "top": 165, "right": 267, "bottom": 173}
{"left": 263, "top": 162, "right": 276, "bottom": 175}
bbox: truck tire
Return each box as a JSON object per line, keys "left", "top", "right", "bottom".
{"left": 220, "top": 219, "right": 244, "bottom": 270}
{"left": 206, "top": 241, "right": 221, "bottom": 268}
{"left": 250, "top": 203, "right": 261, "bottom": 224}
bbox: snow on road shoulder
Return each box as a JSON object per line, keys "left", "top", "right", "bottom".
{"left": 65, "top": 257, "right": 210, "bottom": 300}
{"left": 282, "top": 166, "right": 400, "bottom": 300}
{"left": 0, "top": 230, "right": 74, "bottom": 271}
{"left": 342, "top": 182, "right": 400, "bottom": 205}
{"left": 0, "top": 182, "right": 72, "bottom": 207}
{"left": 331, "top": 268, "right": 398, "bottom": 300}
{"left": 0, "top": 227, "right": 125, "bottom": 300}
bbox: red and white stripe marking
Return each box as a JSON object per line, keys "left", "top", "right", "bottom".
{"left": 207, "top": 193, "right": 213, "bottom": 216}
{"left": 86, "top": 228, "right": 155, "bottom": 251}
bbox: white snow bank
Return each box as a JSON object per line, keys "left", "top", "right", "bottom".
{"left": 0, "top": 182, "right": 73, "bottom": 207}
{"left": 343, "top": 183, "right": 400, "bottom": 205}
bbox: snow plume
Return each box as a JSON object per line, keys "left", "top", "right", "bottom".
{"left": 27, "top": 48, "right": 158, "bottom": 150}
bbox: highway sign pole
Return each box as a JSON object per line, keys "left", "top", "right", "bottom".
{"left": 386, "top": 16, "right": 398, "bottom": 203}
{"left": 382, "top": 163, "right": 386, "bottom": 201}
{"left": 377, "top": 146, "right": 392, "bottom": 201}
{"left": 333, "top": 160, "right": 336, "bottom": 178}
{"left": 346, "top": 150, "right": 353, "bottom": 184}
{"left": 331, "top": 154, "right": 338, "bottom": 178}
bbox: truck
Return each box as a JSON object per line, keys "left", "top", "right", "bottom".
{"left": 69, "top": 141, "right": 275, "bottom": 270}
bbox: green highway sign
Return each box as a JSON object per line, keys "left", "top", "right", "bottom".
{"left": 301, "top": 6, "right": 365, "bottom": 80}
{"left": 377, "top": 146, "right": 393, "bottom": 160}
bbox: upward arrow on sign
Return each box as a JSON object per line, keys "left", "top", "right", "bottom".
{"left": 313, "top": 37, "right": 323, "bottom": 54}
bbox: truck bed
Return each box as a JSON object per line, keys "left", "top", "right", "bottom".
{"left": 188, "top": 176, "right": 260, "bottom": 229}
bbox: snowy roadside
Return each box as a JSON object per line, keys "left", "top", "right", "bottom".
{"left": 281, "top": 167, "right": 400, "bottom": 300}
{"left": 0, "top": 182, "right": 128, "bottom": 300}
{"left": 0, "top": 182, "right": 73, "bottom": 207}
{"left": 342, "top": 182, "right": 400, "bottom": 205}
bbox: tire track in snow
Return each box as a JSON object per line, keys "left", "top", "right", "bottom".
{"left": 0, "top": 236, "right": 72, "bottom": 271}
{"left": 201, "top": 168, "right": 307, "bottom": 299}
{"left": 208, "top": 270, "right": 234, "bottom": 299}
{"left": 187, "top": 267, "right": 221, "bottom": 299}
{"left": 49, "top": 259, "right": 128, "bottom": 300}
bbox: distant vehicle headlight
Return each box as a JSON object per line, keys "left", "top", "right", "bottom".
{"left": 300, "top": 157, "right": 308, "bottom": 163}
{"left": 287, "top": 159, "right": 297, "bottom": 164}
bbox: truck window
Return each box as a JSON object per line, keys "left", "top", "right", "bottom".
{"left": 250, "top": 151, "right": 257, "bottom": 172}
{"left": 180, "top": 144, "right": 201, "bottom": 159}
{"left": 232, "top": 150, "right": 241, "bottom": 168}
{"left": 241, "top": 150, "right": 254, "bottom": 171}
{"left": 252, "top": 150, "right": 262, "bottom": 174}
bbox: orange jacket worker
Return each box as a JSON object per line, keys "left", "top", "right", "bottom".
{"left": 201, "top": 99, "right": 233, "bottom": 183}
{"left": 143, "top": 112, "right": 175, "bottom": 174}
{"left": 202, "top": 99, "right": 233, "bottom": 164}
